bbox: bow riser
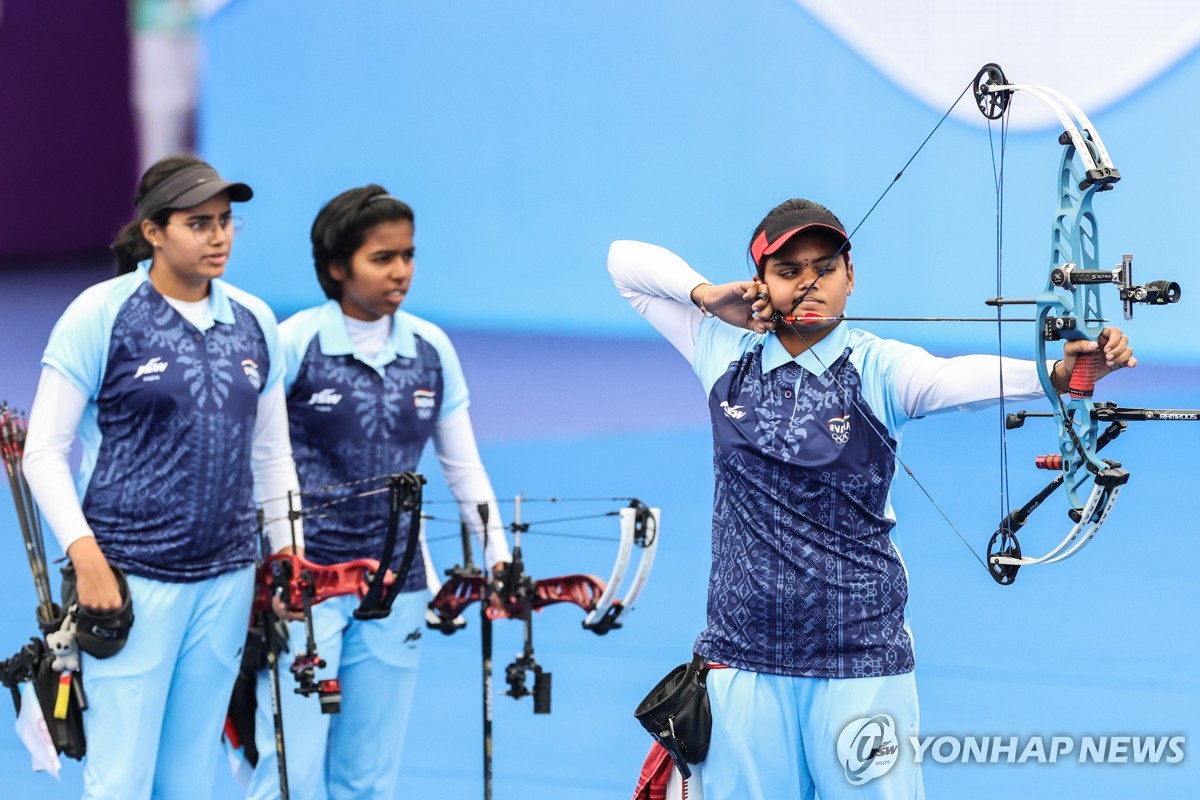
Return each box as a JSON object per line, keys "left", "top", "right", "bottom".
{"left": 425, "top": 500, "right": 660, "bottom": 633}
{"left": 1031, "top": 139, "right": 1113, "bottom": 521}
{"left": 252, "top": 553, "right": 389, "bottom": 616}
{"left": 429, "top": 572, "right": 608, "bottom": 623}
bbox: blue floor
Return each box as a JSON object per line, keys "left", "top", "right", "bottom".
{"left": 1, "top": 262, "right": 1197, "bottom": 798}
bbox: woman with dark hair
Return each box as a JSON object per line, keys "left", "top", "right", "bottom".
{"left": 609, "top": 198, "right": 1136, "bottom": 799}
{"left": 21, "top": 156, "right": 300, "bottom": 799}
{"left": 246, "top": 185, "right": 510, "bottom": 800}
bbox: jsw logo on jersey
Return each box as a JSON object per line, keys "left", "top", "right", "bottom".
{"left": 134, "top": 356, "right": 169, "bottom": 381}
{"left": 413, "top": 389, "right": 437, "bottom": 420}
{"left": 721, "top": 401, "right": 747, "bottom": 420}
{"left": 307, "top": 388, "right": 343, "bottom": 407}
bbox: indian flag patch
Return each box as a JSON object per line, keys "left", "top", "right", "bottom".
{"left": 413, "top": 389, "right": 437, "bottom": 420}
{"left": 828, "top": 416, "right": 851, "bottom": 445}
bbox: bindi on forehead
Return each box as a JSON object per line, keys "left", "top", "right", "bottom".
{"left": 768, "top": 253, "right": 841, "bottom": 271}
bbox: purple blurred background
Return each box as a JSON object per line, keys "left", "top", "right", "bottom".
{"left": 0, "top": 1, "right": 135, "bottom": 263}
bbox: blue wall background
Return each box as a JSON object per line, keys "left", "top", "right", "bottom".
{"left": 202, "top": 0, "right": 1199, "bottom": 362}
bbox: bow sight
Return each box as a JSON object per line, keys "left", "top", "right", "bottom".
{"left": 1048, "top": 257, "right": 1180, "bottom": 320}
{"left": 986, "top": 254, "right": 1181, "bottom": 397}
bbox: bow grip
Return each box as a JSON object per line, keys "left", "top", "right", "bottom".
{"left": 1067, "top": 350, "right": 1100, "bottom": 398}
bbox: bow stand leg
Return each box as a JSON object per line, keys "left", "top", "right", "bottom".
{"left": 264, "top": 557, "right": 292, "bottom": 799}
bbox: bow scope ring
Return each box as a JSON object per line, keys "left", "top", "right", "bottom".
{"left": 973, "top": 63, "right": 1011, "bottom": 120}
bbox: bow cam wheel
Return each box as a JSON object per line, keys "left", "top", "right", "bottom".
{"left": 986, "top": 528, "right": 1022, "bottom": 586}
{"left": 973, "top": 63, "right": 1011, "bottom": 120}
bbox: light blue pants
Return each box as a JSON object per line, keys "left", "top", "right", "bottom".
{"left": 81, "top": 566, "right": 255, "bottom": 800}
{"left": 702, "top": 668, "right": 924, "bottom": 800}
{"left": 247, "top": 591, "right": 426, "bottom": 800}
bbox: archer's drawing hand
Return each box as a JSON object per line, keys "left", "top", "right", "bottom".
{"left": 691, "top": 281, "right": 777, "bottom": 334}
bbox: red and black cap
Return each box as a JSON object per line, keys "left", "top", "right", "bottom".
{"left": 135, "top": 163, "right": 253, "bottom": 220}
{"left": 750, "top": 207, "right": 850, "bottom": 268}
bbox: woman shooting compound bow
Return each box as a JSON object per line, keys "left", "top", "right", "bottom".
{"left": 612, "top": 197, "right": 1136, "bottom": 799}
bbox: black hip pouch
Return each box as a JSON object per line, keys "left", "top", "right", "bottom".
{"left": 633, "top": 655, "right": 712, "bottom": 779}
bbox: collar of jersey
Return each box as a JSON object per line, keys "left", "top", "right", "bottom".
{"left": 315, "top": 299, "right": 417, "bottom": 368}
{"left": 136, "top": 260, "right": 235, "bottom": 329}
{"left": 761, "top": 319, "right": 850, "bottom": 376}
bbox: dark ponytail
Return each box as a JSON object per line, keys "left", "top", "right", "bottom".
{"left": 111, "top": 155, "right": 208, "bottom": 275}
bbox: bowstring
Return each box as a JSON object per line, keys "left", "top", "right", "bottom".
{"left": 425, "top": 529, "right": 621, "bottom": 545}
{"left": 421, "top": 510, "right": 624, "bottom": 544}
{"left": 773, "top": 79, "right": 976, "bottom": 320}
{"left": 258, "top": 480, "right": 639, "bottom": 527}
{"left": 775, "top": 322, "right": 992, "bottom": 575}
{"left": 271, "top": 498, "right": 632, "bottom": 540}
{"left": 846, "top": 81, "right": 977, "bottom": 242}
{"left": 990, "top": 97, "right": 1014, "bottom": 541}
{"left": 421, "top": 496, "right": 638, "bottom": 505}
{"left": 256, "top": 472, "right": 399, "bottom": 507}
{"left": 265, "top": 506, "right": 630, "bottom": 542}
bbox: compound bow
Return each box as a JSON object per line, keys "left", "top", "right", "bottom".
{"left": 423, "top": 494, "right": 660, "bottom": 800}
{"left": 964, "top": 64, "right": 1195, "bottom": 583}
{"left": 230, "top": 471, "right": 425, "bottom": 800}
{"left": 426, "top": 496, "right": 659, "bottom": 636}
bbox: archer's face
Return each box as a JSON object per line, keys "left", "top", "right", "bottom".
{"left": 331, "top": 219, "right": 416, "bottom": 322}
{"left": 761, "top": 232, "right": 855, "bottom": 332}
{"left": 143, "top": 193, "right": 236, "bottom": 297}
